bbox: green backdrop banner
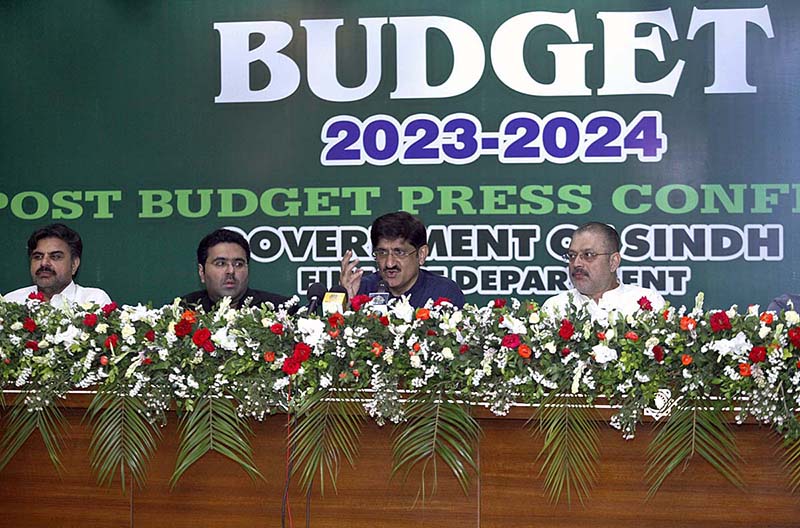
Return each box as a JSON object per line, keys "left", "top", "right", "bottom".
{"left": 1, "top": 1, "right": 796, "bottom": 308}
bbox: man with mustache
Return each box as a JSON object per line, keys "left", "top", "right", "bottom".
{"left": 542, "top": 222, "right": 665, "bottom": 320}
{"left": 182, "top": 228, "right": 292, "bottom": 311}
{"left": 340, "top": 211, "right": 465, "bottom": 308}
{"left": 4, "top": 223, "right": 112, "bottom": 308}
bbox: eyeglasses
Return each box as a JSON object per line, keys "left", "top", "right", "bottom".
{"left": 209, "top": 258, "right": 248, "bottom": 269}
{"left": 372, "top": 248, "right": 419, "bottom": 259}
{"left": 561, "top": 251, "right": 615, "bottom": 263}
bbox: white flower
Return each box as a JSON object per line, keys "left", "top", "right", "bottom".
{"left": 605, "top": 328, "right": 616, "bottom": 341}
{"left": 95, "top": 323, "right": 109, "bottom": 334}
{"left": 500, "top": 314, "right": 527, "bottom": 335}
{"left": 441, "top": 347, "right": 454, "bottom": 360}
{"left": 297, "top": 317, "right": 326, "bottom": 347}
{"left": 544, "top": 342, "right": 556, "bottom": 355}
{"left": 52, "top": 325, "right": 80, "bottom": 347}
{"left": 391, "top": 297, "right": 414, "bottom": 323}
{"left": 758, "top": 326, "right": 771, "bottom": 339}
{"left": 10, "top": 322, "right": 23, "bottom": 331}
{"left": 528, "top": 311, "right": 540, "bottom": 325}
{"left": 410, "top": 355, "right": 422, "bottom": 368}
{"left": 709, "top": 331, "right": 751, "bottom": 359}
{"left": 38, "top": 339, "right": 50, "bottom": 349}
{"left": 121, "top": 324, "right": 136, "bottom": 340}
{"left": 592, "top": 344, "right": 618, "bottom": 364}
{"left": 786, "top": 311, "right": 800, "bottom": 325}
{"left": 212, "top": 327, "right": 237, "bottom": 351}
{"left": 261, "top": 317, "right": 273, "bottom": 328}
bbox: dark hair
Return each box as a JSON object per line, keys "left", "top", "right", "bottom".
{"left": 370, "top": 211, "right": 427, "bottom": 249}
{"left": 27, "top": 223, "right": 82, "bottom": 259}
{"left": 197, "top": 229, "right": 250, "bottom": 266}
{"left": 573, "top": 222, "right": 621, "bottom": 253}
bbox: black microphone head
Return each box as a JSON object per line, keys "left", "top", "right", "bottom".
{"left": 329, "top": 284, "right": 348, "bottom": 299}
{"left": 376, "top": 280, "right": 388, "bottom": 293}
{"left": 307, "top": 282, "right": 327, "bottom": 301}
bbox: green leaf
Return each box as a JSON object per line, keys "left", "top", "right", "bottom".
{"left": 645, "top": 397, "right": 743, "bottom": 498}
{"left": 170, "top": 395, "right": 262, "bottom": 488}
{"left": 0, "top": 393, "right": 67, "bottom": 472}
{"left": 391, "top": 389, "right": 481, "bottom": 503}
{"left": 289, "top": 388, "right": 365, "bottom": 495}
{"left": 529, "top": 391, "right": 601, "bottom": 506}
{"left": 85, "top": 388, "right": 161, "bottom": 492}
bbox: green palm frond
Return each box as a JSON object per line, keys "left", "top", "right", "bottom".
{"left": 529, "top": 392, "right": 601, "bottom": 506}
{"left": 289, "top": 388, "right": 365, "bottom": 495}
{"left": 781, "top": 435, "right": 800, "bottom": 492}
{"left": 0, "top": 394, "right": 67, "bottom": 472}
{"left": 170, "top": 395, "right": 262, "bottom": 488}
{"left": 391, "top": 391, "right": 481, "bottom": 502}
{"left": 646, "top": 398, "right": 742, "bottom": 497}
{"left": 86, "top": 389, "right": 161, "bottom": 491}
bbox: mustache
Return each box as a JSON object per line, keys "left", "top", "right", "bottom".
{"left": 36, "top": 266, "right": 55, "bottom": 275}
{"left": 382, "top": 265, "right": 400, "bottom": 272}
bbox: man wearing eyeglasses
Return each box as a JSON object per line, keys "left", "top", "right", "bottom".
{"left": 542, "top": 222, "right": 665, "bottom": 320}
{"left": 340, "top": 211, "right": 465, "bottom": 308}
{"left": 181, "top": 228, "right": 291, "bottom": 311}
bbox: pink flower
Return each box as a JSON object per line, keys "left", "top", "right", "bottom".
{"left": 501, "top": 334, "right": 521, "bottom": 349}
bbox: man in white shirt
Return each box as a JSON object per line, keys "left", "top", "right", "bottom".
{"left": 3, "top": 224, "right": 112, "bottom": 309}
{"left": 542, "top": 222, "right": 664, "bottom": 321}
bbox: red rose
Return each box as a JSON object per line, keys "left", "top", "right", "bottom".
{"left": 493, "top": 298, "right": 507, "bottom": 309}
{"left": 27, "top": 291, "right": 45, "bottom": 301}
{"left": 426, "top": 329, "right": 437, "bottom": 336}
{"left": 270, "top": 323, "right": 284, "bottom": 335}
{"left": 25, "top": 340, "right": 39, "bottom": 351}
{"left": 652, "top": 345, "right": 665, "bottom": 363}
{"left": 101, "top": 302, "right": 118, "bottom": 317}
{"left": 282, "top": 356, "right": 301, "bottom": 375}
{"left": 624, "top": 331, "right": 639, "bottom": 342}
{"left": 788, "top": 327, "right": 800, "bottom": 349}
{"left": 142, "top": 357, "right": 153, "bottom": 365}
{"left": 327, "top": 312, "right": 345, "bottom": 328}
{"left": 350, "top": 294, "right": 371, "bottom": 311}
{"left": 192, "top": 328, "right": 212, "bottom": 347}
{"left": 293, "top": 342, "right": 312, "bottom": 362}
{"left": 145, "top": 329, "right": 156, "bottom": 342}
{"left": 459, "top": 344, "right": 469, "bottom": 354}
{"left": 749, "top": 345, "right": 767, "bottom": 364}
{"left": 559, "top": 319, "right": 575, "bottom": 340}
{"left": 637, "top": 296, "right": 653, "bottom": 311}
{"left": 104, "top": 334, "right": 119, "bottom": 349}
{"left": 501, "top": 334, "right": 521, "bottom": 349}
{"left": 202, "top": 340, "right": 215, "bottom": 353}
{"left": 433, "top": 297, "right": 452, "bottom": 307}
{"left": 99, "top": 355, "right": 109, "bottom": 366}
{"left": 561, "top": 347, "right": 571, "bottom": 357}
{"left": 22, "top": 317, "right": 37, "bottom": 333}
{"left": 3, "top": 358, "right": 9, "bottom": 364}
{"left": 83, "top": 313, "right": 98, "bottom": 328}
{"left": 379, "top": 315, "right": 390, "bottom": 326}
{"left": 174, "top": 319, "right": 193, "bottom": 338}
{"left": 709, "top": 311, "right": 732, "bottom": 333}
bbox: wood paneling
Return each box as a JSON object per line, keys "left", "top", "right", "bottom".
{"left": 1, "top": 401, "right": 798, "bottom": 527}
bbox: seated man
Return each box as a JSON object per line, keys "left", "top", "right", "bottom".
{"left": 767, "top": 293, "right": 800, "bottom": 313}
{"left": 4, "top": 223, "right": 112, "bottom": 308}
{"left": 340, "top": 211, "right": 465, "bottom": 308}
{"left": 542, "top": 222, "right": 665, "bottom": 320}
{"left": 182, "top": 228, "right": 291, "bottom": 311}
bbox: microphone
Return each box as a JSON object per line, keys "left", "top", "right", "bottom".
{"left": 323, "top": 285, "right": 348, "bottom": 315}
{"left": 369, "top": 280, "right": 390, "bottom": 307}
{"left": 305, "top": 282, "right": 327, "bottom": 316}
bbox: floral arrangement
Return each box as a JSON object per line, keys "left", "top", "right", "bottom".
{"left": 1, "top": 290, "right": 800, "bottom": 503}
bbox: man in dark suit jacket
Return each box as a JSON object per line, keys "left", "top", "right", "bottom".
{"left": 182, "top": 228, "right": 291, "bottom": 311}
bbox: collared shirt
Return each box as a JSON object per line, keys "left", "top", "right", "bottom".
{"left": 542, "top": 283, "right": 665, "bottom": 322}
{"left": 3, "top": 281, "right": 112, "bottom": 309}
{"left": 358, "top": 269, "right": 465, "bottom": 308}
